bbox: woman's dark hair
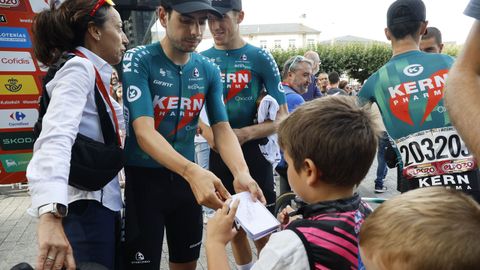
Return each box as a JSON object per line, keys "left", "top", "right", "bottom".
{"left": 32, "top": 0, "right": 111, "bottom": 66}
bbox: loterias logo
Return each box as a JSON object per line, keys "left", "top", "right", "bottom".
{"left": 0, "top": 153, "right": 32, "bottom": 173}
{"left": 0, "top": 51, "right": 35, "bottom": 72}
{"left": 0, "top": 131, "right": 35, "bottom": 151}
{"left": 0, "top": 75, "right": 38, "bottom": 95}
{"left": 0, "top": 27, "right": 31, "bottom": 48}
{"left": 388, "top": 69, "right": 448, "bottom": 126}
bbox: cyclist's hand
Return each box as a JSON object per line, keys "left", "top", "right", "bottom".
{"left": 206, "top": 199, "right": 240, "bottom": 246}
{"left": 186, "top": 164, "right": 231, "bottom": 209}
{"left": 232, "top": 171, "right": 266, "bottom": 204}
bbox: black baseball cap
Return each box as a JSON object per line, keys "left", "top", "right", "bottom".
{"left": 161, "top": 0, "right": 222, "bottom": 17}
{"left": 387, "top": 0, "right": 426, "bottom": 28}
{"left": 211, "top": 0, "right": 242, "bottom": 14}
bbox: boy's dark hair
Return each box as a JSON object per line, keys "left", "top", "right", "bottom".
{"left": 278, "top": 96, "right": 379, "bottom": 187}
{"left": 422, "top": 26, "right": 442, "bottom": 45}
{"left": 328, "top": 71, "right": 340, "bottom": 85}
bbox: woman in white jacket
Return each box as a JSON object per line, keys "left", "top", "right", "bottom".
{"left": 28, "top": 0, "right": 128, "bottom": 269}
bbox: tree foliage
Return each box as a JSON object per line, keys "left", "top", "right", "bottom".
{"left": 271, "top": 43, "right": 392, "bottom": 83}
{"left": 270, "top": 43, "right": 463, "bottom": 83}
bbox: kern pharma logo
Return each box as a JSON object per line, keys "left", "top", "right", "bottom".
{"left": 0, "top": 153, "right": 32, "bottom": 173}
{"left": 388, "top": 69, "right": 448, "bottom": 126}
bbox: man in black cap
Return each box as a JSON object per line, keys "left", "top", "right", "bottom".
{"left": 446, "top": 0, "right": 480, "bottom": 159}
{"left": 200, "top": 0, "right": 288, "bottom": 268}
{"left": 121, "top": 0, "right": 265, "bottom": 269}
{"left": 358, "top": 0, "right": 480, "bottom": 201}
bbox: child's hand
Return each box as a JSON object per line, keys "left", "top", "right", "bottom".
{"left": 277, "top": 205, "right": 295, "bottom": 225}
{"left": 206, "top": 199, "right": 240, "bottom": 246}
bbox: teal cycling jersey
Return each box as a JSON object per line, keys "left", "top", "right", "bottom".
{"left": 359, "top": 50, "right": 478, "bottom": 188}
{"left": 122, "top": 43, "right": 228, "bottom": 168}
{"left": 201, "top": 44, "right": 286, "bottom": 129}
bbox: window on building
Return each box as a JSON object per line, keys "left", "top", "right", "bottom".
{"left": 274, "top": 40, "right": 281, "bottom": 49}
{"left": 260, "top": 40, "right": 267, "bottom": 49}
{"left": 307, "top": 39, "right": 315, "bottom": 48}
{"left": 288, "top": 39, "right": 296, "bottom": 49}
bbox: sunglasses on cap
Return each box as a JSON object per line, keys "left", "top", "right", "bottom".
{"left": 90, "top": 0, "right": 115, "bottom": 17}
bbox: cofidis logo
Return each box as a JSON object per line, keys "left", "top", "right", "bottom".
{"left": 0, "top": 109, "right": 38, "bottom": 129}
{"left": 0, "top": 153, "right": 32, "bottom": 173}
{"left": 0, "top": 51, "right": 35, "bottom": 72}
{"left": 0, "top": 27, "right": 32, "bottom": 48}
{"left": 0, "top": 75, "right": 38, "bottom": 95}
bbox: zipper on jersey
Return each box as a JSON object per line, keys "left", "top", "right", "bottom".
{"left": 173, "top": 66, "right": 183, "bottom": 147}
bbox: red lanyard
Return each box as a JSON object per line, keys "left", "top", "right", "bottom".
{"left": 73, "top": 49, "right": 121, "bottom": 145}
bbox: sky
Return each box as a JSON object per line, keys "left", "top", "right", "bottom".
{"left": 238, "top": 0, "right": 474, "bottom": 44}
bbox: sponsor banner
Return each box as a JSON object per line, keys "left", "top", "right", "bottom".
{"left": 0, "top": 0, "right": 27, "bottom": 12}
{"left": 0, "top": 95, "right": 39, "bottom": 107}
{"left": 0, "top": 131, "right": 35, "bottom": 151}
{"left": 0, "top": 152, "right": 32, "bottom": 173}
{"left": 0, "top": 75, "right": 39, "bottom": 95}
{"left": 0, "top": 26, "right": 32, "bottom": 48}
{"left": 0, "top": 108, "right": 38, "bottom": 129}
{"left": 0, "top": 51, "right": 35, "bottom": 71}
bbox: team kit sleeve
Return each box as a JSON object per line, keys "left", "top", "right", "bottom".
{"left": 205, "top": 63, "right": 229, "bottom": 125}
{"left": 357, "top": 76, "right": 376, "bottom": 106}
{"left": 258, "top": 49, "right": 287, "bottom": 105}
{"left": 122, "top": 47, "right": 154, "bottom": 122}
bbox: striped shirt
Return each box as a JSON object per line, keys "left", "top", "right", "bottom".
{"left": 286, "top": 194, "right": 371, "bottom": 270}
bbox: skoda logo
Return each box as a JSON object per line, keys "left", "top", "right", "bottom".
{"left": 403, "top": 64, "right": 424, "bottom": 77}
{"left": 127, "top": 85, "right": 142, "bottom": 102}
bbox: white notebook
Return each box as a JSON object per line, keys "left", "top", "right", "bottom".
{"left": 230, "top": 191, "right": 281, "bottom": 240}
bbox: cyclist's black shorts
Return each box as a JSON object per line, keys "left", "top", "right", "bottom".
{"left": 122, "top": 166, "right": 202, "bottom": 268}
{"left": 210, "top": 138, "right": 276, "bottom": 213}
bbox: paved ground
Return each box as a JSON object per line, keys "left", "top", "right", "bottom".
{"left": 0, "top": 156, "right": 399, "bottom": 269}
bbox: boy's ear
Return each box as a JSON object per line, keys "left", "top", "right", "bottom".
{"left": 303, "top": 158, "right": 321, "bottom": 186}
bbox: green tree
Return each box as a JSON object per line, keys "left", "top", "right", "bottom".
{"left": 271, "top": 43, "right": 392, "bottom": 83}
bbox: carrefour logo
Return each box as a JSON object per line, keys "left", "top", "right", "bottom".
{"left": 10, "top": 111, "right": 25, "bottom": 121}
{"left": 0, "top": 51, "right": 35, "bottom": 72}
{"left": 0, "top": 109, "right": 38, "bottom": 129}
{"left": 0, "top": 27, "right": 32, "bottom": 48}
{"left": 127, "top": 85, "right": 142, "bottom": 102}
{"left": 403, "top": 64, "right": 424, "bottom": 77}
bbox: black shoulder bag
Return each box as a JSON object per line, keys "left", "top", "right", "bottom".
{"left": 33, "top": 54, "right": 125, "bottom": 191}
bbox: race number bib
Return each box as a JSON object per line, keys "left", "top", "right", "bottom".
{"left": 396, "top": 127, "right": 477, "bottom": 179}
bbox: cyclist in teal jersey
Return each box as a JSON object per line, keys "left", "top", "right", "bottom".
{"left": 121, "top": 1, "right": 265, "bottom": 269}
{"left": 200, "top": 0, "right": 288, "bottom": 267}
{"left": 446, "top": 0, "right": 480, "bottom": 160}
{"left": 358, "top": 0, "right": 480, "bottom": 202}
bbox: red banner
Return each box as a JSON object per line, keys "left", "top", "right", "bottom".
{"left": 0, "top": 0, "right": 48, "bottom": 184}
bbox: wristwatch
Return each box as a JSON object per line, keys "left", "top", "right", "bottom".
{"left": 38, "top": 203, "right": 68, "bottom": 218}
